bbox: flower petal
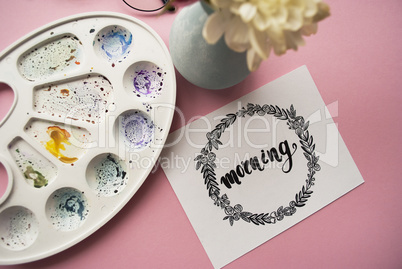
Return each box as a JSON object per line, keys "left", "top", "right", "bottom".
{"left": 247, "top": 48, "right": 263, "bottom": 72}
{"left": 238, "top": 2, "right": 257, "bottom": 23}
{"left": 304, "top": 0, "right": 318, "bottom": 18}
{"left": 211, "top": 0, "right": 232, "bottom": 8}
{"left": 224, "top": 16, "right": 249, "bottom": 52}
{"left": 202, "top": 12, "right": 226, "bottom": 44}
{"left": 249, "top": 27, "right": 270, "bottom": 59}
{"left": 285, "top": 7, "right": 303, "bottom": 31}
{"left": 313, "top": 2, "right": 330, "bottom": 22}
{"left": 284, "top": 30, "right": 305, "bottom": 51}
{"left": 252, "top": 12, "right": 270, "bottom": 31}
{"left": 301, "top": 23, "right": 318, "bottom": 36}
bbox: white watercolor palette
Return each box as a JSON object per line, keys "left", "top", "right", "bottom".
{"left": 0, "top": 12, "right": 176, "bottom": 264}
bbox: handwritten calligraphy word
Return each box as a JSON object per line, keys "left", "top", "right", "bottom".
{"left": 220, "top": 140, "right": 297, "bottom": 189}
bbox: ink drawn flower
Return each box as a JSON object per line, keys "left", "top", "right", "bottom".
{"left": 206, "top": 131, "right": 222, "bottom": 151}
{"left": 195, "top": 148, "right": 217, "bottom": 170}
{"left": 307, "top": 153, "right": 321, "bottom": 171}
{"left": 211, "top": 191, "right": 230, "bottom": 207}
{"left": 223, "top": 204, "right": 244, "bottom": 225}
{"left": 203, "top": 0, "right": 330, "bottom": 71}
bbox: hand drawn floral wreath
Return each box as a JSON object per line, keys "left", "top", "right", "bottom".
{"left": 195, "top": 104, "right": 321, "bottom": 226}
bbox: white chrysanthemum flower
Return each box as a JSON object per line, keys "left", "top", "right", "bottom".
{"left": 202, "top": 0, "right": 330, "bottom": 71}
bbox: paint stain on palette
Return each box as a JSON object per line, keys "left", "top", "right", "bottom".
{"left": 94, "top": 25, "right": 133, "bottom": 64}
{"left": 25, "top": 120, "right": 93, "bottom": 164}
{"left": 124, "top": 61, "right": 165, "bottom": 99}
{"left": 34, "top": 74, "right": 114, "bottom": 123}
{"left": 8, "top": 138, "right": 57, "bottom": 188}
{"left": 46, "top": 188, "right": 88, "bottom": 231}
{"left": 119, "top": 110, "right": 154, "bottom": 151}
{"left": 0, "top": 206, "right": 39, "bottom": 250}
{"left": 18, "top": 35, "right": 83, "bottom": 81}
{"left": 86, "top": 153, "right": 128, "bottom": 197}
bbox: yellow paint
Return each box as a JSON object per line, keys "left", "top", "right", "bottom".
{"left": 45, "top": 126, "right": 78, "bottom": 163}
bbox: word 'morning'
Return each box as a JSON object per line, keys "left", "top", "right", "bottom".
{"left": 220, "top": 140, "right": 297, "bottom": 189}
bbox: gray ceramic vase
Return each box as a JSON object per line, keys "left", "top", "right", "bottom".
{"left": 169, "top": 1, "right": 250, "bottom": 90}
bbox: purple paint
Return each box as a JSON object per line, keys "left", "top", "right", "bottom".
{"left": 125, "top": 61, "right": 165, "bottom": 98}
{"left": 133, "top": 69, "right": 164, "bottom": 97}
{"left": 120, "top": 111, "right": 154, "bottom": 150}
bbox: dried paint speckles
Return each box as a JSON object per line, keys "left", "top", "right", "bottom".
{"left": 47, "top": 188, "right": 88, "bottom": 231}
{"left": 34, "top": 75, "right": 114, "bottom": 123}
{"left": 92, "top": 154, "right": 128, "bottom": 196}
{"left": 125, "top": 62, "right": 165, "bottom": 98}
{"left": 94, "top": 25, "right": 132, "bottom": 64}
{"left": 0, "top": 207, "right": 39, "bottom": 250}
{"left": 120, "top": 111, "right": 154, "bottom": 151}
{"left": 18, "top": 35, "right": 83, "bottom": 81}
{"left": 9, "top": 138, "right": 57, "bottom": 188}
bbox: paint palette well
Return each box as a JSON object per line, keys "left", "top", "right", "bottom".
{"left": 0, "top": 12, "right": 175, "bottom": 264}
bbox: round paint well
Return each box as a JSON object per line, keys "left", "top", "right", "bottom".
{"left": 123, "top": 61, "right": 165, "bottom": 99}
{"left": 0, "top": 206, "right": 39, "bottom": 251}
{"left": 46, "top": 188, "right": 89, "bottom": 231}
{"left": 118, "top": 110, "right": 154, "bottom": 151}
{"left": 93, "top": 25, "right": 133, "bottom": 63}
{"left": 86, "top": 153, "right": 128, "bottom": 197}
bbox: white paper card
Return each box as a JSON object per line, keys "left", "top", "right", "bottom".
{"left": 160, "top": 66, "right": 364, "bottom": 268}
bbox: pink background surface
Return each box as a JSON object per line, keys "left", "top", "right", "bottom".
{"left": 0, "top": 0, "right": 401, "bottom": 268}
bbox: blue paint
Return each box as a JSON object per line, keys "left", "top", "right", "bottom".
{"left": 94, "top": 154, "right": 128, "bottom": 196}
{"left": 99, "top": 27, "right": 133, "bottom": 60}
{"left": 48, "top": 188, "right": 88, "bottom": 231}
{"left": 63, "top": 195, "right": 86, "bottom": 220}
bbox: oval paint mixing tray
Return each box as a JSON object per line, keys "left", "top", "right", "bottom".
{"left": 0, "top": 12, "right": 176, "bottom": 264}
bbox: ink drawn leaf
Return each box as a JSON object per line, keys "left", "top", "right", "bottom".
{"left": 301, "top": 145, "right": 311, "bottom": 154}
{"left": 300, "top": 139, "right": 309, "bottom": 148}
{"left": 211, "top": 140, "right": 219, "bottom": 150}
{"left": 256, "top": 214, "right": 265, "bottom": 225}
{"left": 249, "top": 214, "right": 260, "bottom": 225}
{"left": 308, "top": 135, "right": 313, "bottom": 146}
{"left": 229, "top": 217, "right": 234, "bottom": 226}
{"left": 240, "top": 211, "right": 252, "bottom": 223}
